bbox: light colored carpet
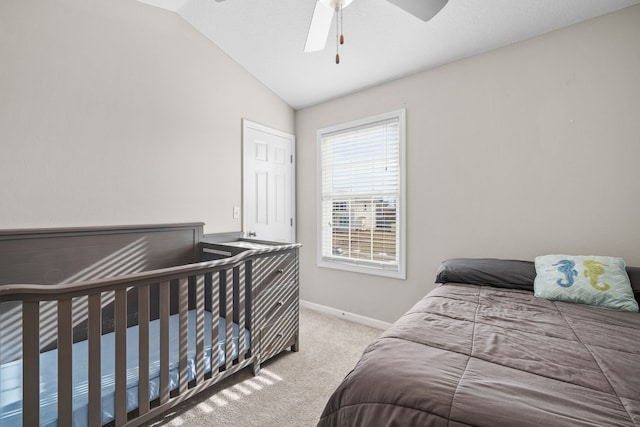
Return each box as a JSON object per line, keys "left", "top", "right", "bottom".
{"left": 144, "top": 306, "right": 383, "bottom": 427}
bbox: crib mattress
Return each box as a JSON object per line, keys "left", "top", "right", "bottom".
{"left": 0, "top": 310, "right": 250, "bottom": 426}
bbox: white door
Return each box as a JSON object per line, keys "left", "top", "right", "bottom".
{"left": 242, "top": 120, "right": 295, "bottom": 243}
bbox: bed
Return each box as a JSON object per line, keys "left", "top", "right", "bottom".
{"left": 318, "top": 257, "right": 640, "bottom": 427}
{"left": 0, "top": 223, "right": 300, "bottom": 427}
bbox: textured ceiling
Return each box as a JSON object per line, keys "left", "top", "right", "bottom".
{"left": 137, "top": 0, "right": 640, "bottom": 110}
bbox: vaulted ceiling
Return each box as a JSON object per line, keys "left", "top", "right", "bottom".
{"left": 137, "top": 0, "right": 640, "bottom": 109}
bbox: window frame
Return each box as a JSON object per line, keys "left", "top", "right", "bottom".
{"left": 316, "top": 109, "right": 406, "bottom": 279}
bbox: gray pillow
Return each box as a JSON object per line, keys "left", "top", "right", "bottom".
{"left": 435, "top": 258, "right": 536, "bottom": 291}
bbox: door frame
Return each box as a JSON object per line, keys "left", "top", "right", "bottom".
{"left": 242, "top": 119, "right": 296, "bottom": 243}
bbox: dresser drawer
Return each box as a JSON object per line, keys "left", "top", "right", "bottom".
{"left": 259, "top": 283, "right": 297, "bottom": 325}
{"left": 260, "top": 309, "right": 298, "bottom": 362}
{"left": 253, "top": 250, "right": 297, "bottom": 295}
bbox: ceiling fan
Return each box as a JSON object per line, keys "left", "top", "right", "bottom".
{"left": 304, "top": 0, "right": 448, "bottom": 63}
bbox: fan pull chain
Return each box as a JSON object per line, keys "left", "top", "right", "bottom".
{"left": 340, "top": 4, "right": 344, "bottom": 45}
{"left": 335, "top": 3, "right": 344, "bottom": 64}
{"left": 335, "top": 5, "right": 340, "bottom": 64}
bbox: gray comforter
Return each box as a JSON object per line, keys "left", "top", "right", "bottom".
{"left": 318, "top": 283, "right": 640, "bottom": 426}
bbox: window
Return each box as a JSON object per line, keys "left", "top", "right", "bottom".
{"left": 317, "top": 109, "right": 406, "bottom": 279}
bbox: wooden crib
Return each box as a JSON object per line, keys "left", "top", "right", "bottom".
{"left": 0, "top": 223, "right": 300, "bottom": 426}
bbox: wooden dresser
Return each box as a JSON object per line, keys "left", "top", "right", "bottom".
{"left": 201, "top": 237, "right": 300, "bottom": 373}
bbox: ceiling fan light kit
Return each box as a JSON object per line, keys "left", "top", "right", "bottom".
{"left": 387, "top": 0, "right": 448, "bottom": 22}
{"left": 305, "top": 0, "right": 448, "bottom": 64}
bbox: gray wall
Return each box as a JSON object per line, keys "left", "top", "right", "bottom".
{"left": 295, "top": 6, "right": 640, "bottom": 323}
{"left": 0, "top": 0, "right": 294, "bottom": 233}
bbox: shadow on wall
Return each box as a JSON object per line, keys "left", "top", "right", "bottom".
{"left": 0, "top": 238, "right": 149, "bottom": 364}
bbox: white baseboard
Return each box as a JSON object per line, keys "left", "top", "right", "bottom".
{"left": 299, "top": 299, "right": 392, "bottom": 330}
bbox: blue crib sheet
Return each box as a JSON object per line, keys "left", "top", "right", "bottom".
{"left": 0, "top": 311, "right": 250, "bottom": 426}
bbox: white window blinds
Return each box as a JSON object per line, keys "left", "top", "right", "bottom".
{"left": 318, "top": 110, "right": 405, "bottom": 278}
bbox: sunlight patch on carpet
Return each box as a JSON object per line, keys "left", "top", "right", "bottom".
{"left": 210, "top": 395, "right": 228, "bottom": 407}
{"left": 205, "top": 370, "right": 284, "bottom": 409}
{"left": 260, "top": 368, "right": 283, "bottom": 381}
{"left": 222, "top": 389, "right": 241, "bottom": 401}
{"left": 197, "top": 401, "right": 214, "bottom": 413}
{"left": 233, "top": 383, "right": 252, "bottom": 395}
{"left": 167, "top": 416, "right": 184, "bottom": 426}
{"left": 245, "top": 379, "right": 263, "bottom": 390}
{"left": 255, "top": 376, "right": 273, "bottom": 386}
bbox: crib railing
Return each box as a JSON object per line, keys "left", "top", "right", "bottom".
{"left": 0, "top": 244, "right": 296, "bottom": 427}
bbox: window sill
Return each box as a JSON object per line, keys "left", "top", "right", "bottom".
{"left": 318, "top": 257, "right": 406, "bottom": 280}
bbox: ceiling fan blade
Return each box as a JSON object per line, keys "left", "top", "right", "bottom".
{"left": 386, "top": 0, "right": 448, "bottom": 22}
{"left": 304, "top": 0, "right": 335, "bottom": 52}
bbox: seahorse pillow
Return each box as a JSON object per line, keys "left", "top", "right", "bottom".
{"left": 534, "top": 255, "right": 639, "bottom": 312}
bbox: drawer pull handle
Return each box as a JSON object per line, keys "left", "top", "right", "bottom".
{"left": 264, "top": 301, "right": 285, "bottom": 323}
